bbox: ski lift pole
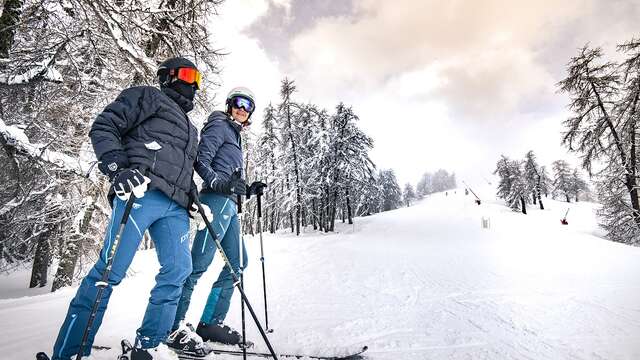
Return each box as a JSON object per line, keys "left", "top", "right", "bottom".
{"left": 193, "top": 196, "right": 279, "bottom": 360}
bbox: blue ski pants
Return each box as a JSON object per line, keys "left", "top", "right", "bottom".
{"left": 52, "top": 190, "right": 192, "bottom": 359}
{"left": 172, "top": 192, "right": 247, "bottom": 330}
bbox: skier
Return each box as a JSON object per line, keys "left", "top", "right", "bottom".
{"left": 50, "top": 57, "right": 208, "bottom": 360}
{"left": 167, "top": 87, "right": 261, "bottom": 350}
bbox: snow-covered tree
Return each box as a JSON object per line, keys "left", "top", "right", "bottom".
{"left": 0, "top": 0, "right": 223, "bottom": 290}
{"left": 378, "top": 169, "right": 402, "bottom": 211}
{"left": 538, "top": 165, "right": 552, "bottom": 198}
{"left": 523, "top": 150, "right": 544, "bottom": 209}
{"left": 569, "top": 168, "right": 589, "bottom": 202}
{"left": 252, "top": 80, "right": 376, "bottom": 234}
{"left": 403, "top": 183, "right": 417, "bottom": 207}
{"left": 558, "top": 38, "right": 640, "bottom": 244}
{"left": 552, "top": 160, "right": 573, "bottom": 202}
{"left": 494, "top": 155, "right": 529, "bottom": 213}
{"left": 416, "top": 169, "right": 456, "bottom": 196}
{"left": 256, "top": 103, "right": 280, "bottom": 233}
{"left": 416, "top": 172, "right": 432, "bottom": 198}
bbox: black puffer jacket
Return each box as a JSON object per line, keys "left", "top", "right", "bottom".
{"left": 90, "top": 86, "right": 198, "bottom": 208}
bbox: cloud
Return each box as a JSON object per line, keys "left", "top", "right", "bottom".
{"left": 206, "top": 0, "right": 284, "bottom": 125}
{"left": 213, "top": 0, "right": 640, "bottom": 185}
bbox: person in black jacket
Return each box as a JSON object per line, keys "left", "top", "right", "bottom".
{"left": 51, "top": 57, "right": 209, "bottom": 360}
{"left": 168, "top": 87, "right": 260, "bottom": 348}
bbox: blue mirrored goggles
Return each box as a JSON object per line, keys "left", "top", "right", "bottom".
{"left": 230, "top": 96, "right": 255, "bottom": 113}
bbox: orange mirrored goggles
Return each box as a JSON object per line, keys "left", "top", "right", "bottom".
{"left": 170, "top": 67, "right": 202, "bottom": 89}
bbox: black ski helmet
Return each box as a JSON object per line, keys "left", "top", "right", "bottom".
{"left": 157, "top": 57, "right": 198, "bottom": 87}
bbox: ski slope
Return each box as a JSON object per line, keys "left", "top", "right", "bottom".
{"left": 1, "top": 187, "right": 640, "bottom": 360}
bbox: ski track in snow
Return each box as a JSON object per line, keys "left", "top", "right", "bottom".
{"left": 1, "top": 186, "right": 640, "bottom": 359}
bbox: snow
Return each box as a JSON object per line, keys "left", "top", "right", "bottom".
{"left": 0, "top": 118, "right": 91, "bottom": 176}
{"left": 0, "top": 59, "right": 63, "bottom": 84}
{"left": 1, "top": 187, "right": 640, "bottom": 359}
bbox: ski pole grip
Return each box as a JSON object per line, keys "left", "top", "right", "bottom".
{"left": 237, "top": 194, "right": 243, "bottom": 213}
{"left": 257, "top": 194, "right": 262, "bottom": 218}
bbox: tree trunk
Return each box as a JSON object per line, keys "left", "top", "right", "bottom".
{"left": 537, "top": 191, "right": 544, "bottom": 210}
{"left": 625, "top": 174, "right": 640, "bottom": 230}
{"left": 346, "top": 188, "right": 353, "bottom": 225}
{"left": 520, "top": 196, "right": 527, "bottom": 215}
{"left": 52, "top": 196, "right": 96, "bottom": 291}
{"left": 0, "top": 0, "right": 24, "bottom": 58}
{"left": 532, "top": 193, "right": 537, "bottom": 205}
{"left": 312, "top": 198, "right": 317, "bottom": 230}
{"left": 626, "top": 92, "right": 640, "bottom": 230}
{"left": 289, "top": 211, "right": 294, "bottom": 233}
{"left": 330, "top": 189, "right": 338, "bottom": 231}
{"left": 565, "top": 194, "right": 570, "bottom": 203}
{"left": 319, "top": 196, "right": 323, "bottom": 232}
{"left": 268, "top": 194, "right": 276, "bottom": 234}
{"left": 30, "top": 230, "right": 51, "bottom": 288}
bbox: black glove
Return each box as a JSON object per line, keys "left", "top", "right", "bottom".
{"left": 187, "top": 186, "right": 200, "bottom": 219}
{"left": 111, "top": 169, "right": 150, "bottom": 200}
{"left": 98, "top": 150, "right": 129, "bottom": 180}
{"left": 246, "top": 181, "right": 267, "bottom": 198}
{"left": 212, "top": 170, "right": 246, "bottom": 195}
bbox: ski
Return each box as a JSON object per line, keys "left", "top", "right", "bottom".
{"left": 35, "top": 344, "right": 115, "bottom": 360}
{"left": 89, "top": 344, "right": 368, "bottom": 360}
{"left": 89, "top": 340, "right": 369, "bottom": 360}
{"left": 177, "top": 345, "right": 368, "bottom": 360}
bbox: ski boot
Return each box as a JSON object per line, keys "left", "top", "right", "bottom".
{"left": 166, "top": 323, "right": 209, "bottom": 357}
{"left": 196, "top": 321, "right": 253, "bottom": 349}
{"left": 119, "top": 339, "right": 135, "bottom": 360}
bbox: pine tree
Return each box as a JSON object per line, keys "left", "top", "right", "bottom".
{"left": 379, "top": 169, "right": 402, "bottom": 211}
{"left": 403, "top": 183, "right": 417, "bottom": 207}
{"left": 552, "top": 160, "right": 573, "bottom": 202}
{"left": 569, "top": 168, "right": 588, "bottom": 202}
{"left": 494, "top": 156, "right": 529, "bottom": 213}
{"left": 538, "top": 165, "right": 552, "bottom": 198}
{"left": 416, "top": 172, "right": 432, "bottom": 197}
{"left": 559, "top": 38, "right": 640, "bottom": 244}
{"left": 523, "top": 150, "right": 544, "bottom": 209}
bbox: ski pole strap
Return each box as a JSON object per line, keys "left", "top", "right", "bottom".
{"left": 257, "top": 194, "right": 262, "bottom": 218}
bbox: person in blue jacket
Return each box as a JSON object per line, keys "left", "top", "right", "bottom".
{"left": 168, "top": 87, "right": 261, "bottom": 349}
{"left": 50, "top": 57, "right": 208, "bottom": 360}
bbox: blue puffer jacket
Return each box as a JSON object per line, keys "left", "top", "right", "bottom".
{"left": 195, "top": 111, "right": 244, "bottom": 200}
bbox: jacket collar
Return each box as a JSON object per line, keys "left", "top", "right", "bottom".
{"left": 225, "top": 113, "right": 244, "bottom": 134}
{"left": 161, "top": 87, "right": 194, "bottom": 113}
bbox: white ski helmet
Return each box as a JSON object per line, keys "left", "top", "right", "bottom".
{"left": 226, "top": 86, "right": 256, "bottom": 117}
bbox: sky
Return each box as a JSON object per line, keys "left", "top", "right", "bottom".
{"left": 207, "top": 0, "right": 640, "bottom": 187}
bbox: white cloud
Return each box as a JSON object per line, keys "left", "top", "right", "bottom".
{"left": 208, "top": 0, "right": 640, "bottom": 186}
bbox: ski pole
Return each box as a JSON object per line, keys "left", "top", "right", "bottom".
{"left": 193, "top": 196, "right": 279, "bottom": 360}
{"left": 256, "top": 191, "right": 273, "bottom": 333}
{"left": 237, "top": 194, "right": 247, "bottom": 360}
{"left": 76, "top": 195, "right": 137, "bottom": 360}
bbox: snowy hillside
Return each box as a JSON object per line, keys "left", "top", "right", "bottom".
{"left": 1, "top": 187, "right": 640, "bottom": 360}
